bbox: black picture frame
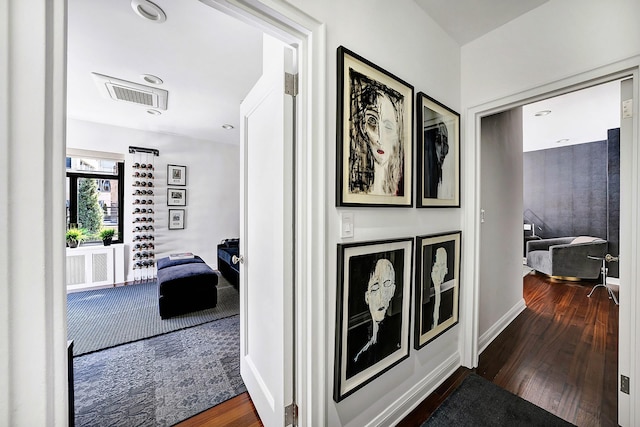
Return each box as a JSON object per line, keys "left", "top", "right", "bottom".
{"left": 414, "top": 231, "right": 461, "bottom": 350}
{"left": 336, "top": 46, "right": 414, "bottom": 207}
{"left": 416, "top": 92, "right": 460, "bottom": 208}
{"left": 334, "top": 237, "right": 413, "bottom": 402}
{"left": 167, "top": 164, "right": 187, "bottom": 186}
{"left": 168, "top": 209, "right": 185, "bottom": 230}
{"left": 167, "top": 188, "right": 186, "bottom": 206}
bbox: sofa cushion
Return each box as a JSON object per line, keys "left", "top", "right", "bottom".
{"left": 157, "top": 255, "right": 205, "bottom": 270}
{"left": 571, "top": 236, "right": 600, "bottom": 244}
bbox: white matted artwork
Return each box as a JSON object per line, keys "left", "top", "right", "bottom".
{"left": 168, "top": 209, "right": 185, "bottom": 230}
{"left": 167, "top": 188, "right": 186, "bottom": 206}
{"left": 167, "top": 164, "right": 186, "bottom": 186}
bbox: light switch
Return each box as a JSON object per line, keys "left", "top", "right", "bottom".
{"left": 341, "top": 212, "right": 354, "bottom": 238}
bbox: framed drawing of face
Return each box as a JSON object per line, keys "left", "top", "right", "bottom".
{"left": 416, "top": 92, "right": 460, "bottom": 207}
{"left": 414, "top": 231, "right": 461, "bottom": 349}
{"left": 336, "top": 46, "right": 414, "bottom": 207}
{"left": 334, "top": 237, "right": 413, "bottom": 401}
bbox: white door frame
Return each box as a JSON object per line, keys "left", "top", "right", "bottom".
{"left": 204, "top": 3, "right": 327, "bottom": 424}
{"left": 461, "top": 57, "right": 640, "bottom": 426}
{"left": 1, "top": 0, "right": 326, "bottom": 425}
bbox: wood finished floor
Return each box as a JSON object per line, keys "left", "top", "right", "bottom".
{"left": 178, "top": 272, "right": 618, "bottom": 427}
{"left": 400, "top": 272, "right": 619, "bottom": 427}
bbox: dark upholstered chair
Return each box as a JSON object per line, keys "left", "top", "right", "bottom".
{"left": 157, "top": 255, "right": 218, "bottom": 319}
{"left": 526, "top": 236, "right": 607, "bottom": 280}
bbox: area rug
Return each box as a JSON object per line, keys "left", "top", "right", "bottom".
{"left": 68, "top": 277, "right": 239, "bottom": 355}
{"left": 74, "top": 315, "right": 245, "bottom": 427}
{"left": 422, "top": 374, "right": 574, "bottom": 426}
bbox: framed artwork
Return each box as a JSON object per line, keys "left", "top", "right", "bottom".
{"left": 416, "top": 92, "right": 460, "bottom": 207}
{"left": 167, "top": 188, "right": 186, "bottom": 206}
{"left": 167, "top": 164, "right": 187, "bottom": 186}
{"left": 414, "top": 231, "right": 461, "bottom": 350}
{"left": 336, "top": 46, "right": 414, "bottom": 207}
{"left": 168, "top": 209, "right": 185, "bottom": 230}
{"left": 334, "top": 238, "right": 413, "bottom": 401}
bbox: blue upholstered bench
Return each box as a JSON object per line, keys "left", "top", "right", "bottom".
{"left": 157, "top": 255, "right": 218, "bottom": 319}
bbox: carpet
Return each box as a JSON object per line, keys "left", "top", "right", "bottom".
{"left": 68, "top": 277, "right": 239, "bottom": 355}
{"left": 74, "top": 315, "right": 245, "bottom": 427}
{"left": 422, "top": 374, "right": 575, "bottom": 426}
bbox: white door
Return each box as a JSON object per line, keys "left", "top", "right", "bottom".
{"left": 239, "top": 35, "right": 295, "bottom": 427}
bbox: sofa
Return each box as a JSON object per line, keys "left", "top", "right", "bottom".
{"left": 157, "top": 255, "right": 218, "bottom": 319}
{"left": 526, "top": 236, "right": 607, "bottom": 280}
{"left": 217, "top": 238, "right": 239, "bottom": 287}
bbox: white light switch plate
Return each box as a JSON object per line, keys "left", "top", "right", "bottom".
{"left": 341, "top": 212, "right": 354, "bottom": 238}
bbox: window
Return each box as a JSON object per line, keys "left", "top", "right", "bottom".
{"left": 66, "top": 156, "right": 124, "bottom": 244}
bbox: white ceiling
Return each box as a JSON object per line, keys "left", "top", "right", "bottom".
{"left": 523, "top": 81, "right": 621, "bottom": 152}
{"left": 66, "top": 0, "right": 263, "bottom": 145}
{"left": 413, "top": 0, "right": 549, "bottom": 45}
{"left": 67, "top": 0, "right": 617, "bottom": 150}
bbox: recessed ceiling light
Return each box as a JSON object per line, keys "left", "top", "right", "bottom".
{"left": 147, "top": 109, "right": 161, "bottom": 115}
{"left": 141, "top": 74, "right": 163, "bottom": 85}
{"left": 534, "top": 110, "right": 552, "bottom": 116}
{"left": 131, "top": 0, "right": 167, "bottom": 23}
{"left": 221, "top": 124, "right": 234, "bottom": 130}
{"left": 556, "top": 138, "right": 569, "bottom": 144}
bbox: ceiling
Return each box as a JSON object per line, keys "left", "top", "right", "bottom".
{"left": 413, "top": 0, "right": 549, "bottom": 45}
{"left": 66, "top": 0, "right": 263, "bottom": 145}
{"left": 67, "top": 0, "right": 617, "bottom": 150}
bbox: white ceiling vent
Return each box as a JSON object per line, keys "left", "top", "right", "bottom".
{"left": 91, "top": 72, "right": 168, "bottom": 110}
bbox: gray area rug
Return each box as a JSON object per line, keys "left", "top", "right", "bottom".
{"left": 423, "top": 374, "right": 574, "bottom": 426}
{"left": 68, "top": 277, "right": 239, "bottom": 355}
{"left": 74, "top": 315, "right": 245, "bottom": 427}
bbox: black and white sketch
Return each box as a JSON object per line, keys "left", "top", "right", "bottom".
{"left": 167, "top": 188, "right": 186, "bottom": 206}
{"left": 417, "top": 92, "right": 460, "bottom": 207}
{"left": 414, "top": 231, "right": 461, "bottom": 349}
{"left": 337, "top": 46, "right": 413, "bottom": 207}
{"left": 167, "top": 164, "right": 186, "bottom": 186}
{"left": 334, "top": 238, "right": 413, "bottom": 401}
{"left": 168, "top": 209, "right": 185, "bottom": 230}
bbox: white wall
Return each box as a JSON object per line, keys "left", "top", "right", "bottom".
{"left": 286, "top": 0, "right": 462, "bottom": 425}
{"left": 67, "top": 119, "right": 240, "bottom": 281}
{"left": 478, "top": 109, "right": 525, "bottom": 346}
{"left": 461, "top": 0, "right": 640, "bottom": 107}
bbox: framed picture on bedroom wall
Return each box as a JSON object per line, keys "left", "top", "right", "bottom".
{"left": 167, "top": 164, "right": 187, "bottom": 186}
{"left": 334, "top": 237, "right": 413, "bottom": 401}
{"left": 167, "top": 188, "right": 186, "bottom": 206}
{"left": 336, "top": 46, "right": 414, "bottom": 207}
{"left": 416, "top": 92, "right": 460, "bottom": 207}
{"left": 414, "top": 231, "right": 461, "bottom": 350}
{"left": 168, "top": 209, "right": 185, "bottom": 230}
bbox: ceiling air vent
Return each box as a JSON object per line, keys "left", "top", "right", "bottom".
{"left": 91, "top": 72, "right": 168, "bottom": 110}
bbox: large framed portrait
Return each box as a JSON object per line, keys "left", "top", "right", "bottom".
{"left": 167, "top": 164, "right": 187, "bottom": 186}
{"left": 414, "top": 231, "right": 461, "bottom": 350}
{"left": 416, "top": 92, "right": 460, "bottom": 207}
{"left": 334, "top": 238, "right": 413, "bottom": 401}
{"left": 167, "top": 188, "right": 186, "bottom": 206}
{"left": 336, "top": 46, "right": 414, "bottom": 207}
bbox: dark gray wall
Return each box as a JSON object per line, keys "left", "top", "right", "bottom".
{"left": 523, "top": 129, "right": 620, "bottom": 277}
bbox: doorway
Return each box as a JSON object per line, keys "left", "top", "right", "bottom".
{"left": 63, "top": 0, "right": 324, "bottom": 425}
{"left": 475, "top": 76, "right": 633, "bottom": 425}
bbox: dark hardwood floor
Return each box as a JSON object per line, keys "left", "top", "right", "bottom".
{"left": 400, "top": 272, "right": 618, "bottom": 427}
{"left": 178, "top": 272, "right": 618, "bottom": 427}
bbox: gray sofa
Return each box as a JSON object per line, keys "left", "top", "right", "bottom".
{"left": 526, "top": 236, "right": 607, "bottom": 279}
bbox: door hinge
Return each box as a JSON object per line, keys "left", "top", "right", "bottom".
{"left": 284, "top": 402, "right": 298, "bottom": 426}
{"left": 285, "top": 72, "right": 298, "bottom": 96}
{"left": 621, "top": 375, "right": 630, "bottom": 394}
{"left": 622, "top": 99, "right": 633, "bottom": 119}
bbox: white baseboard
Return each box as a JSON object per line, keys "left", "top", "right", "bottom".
{"left": 478, "top": 298, "right": 527, "bottom": 355}
{"left": 365, "top": 353, "right": 460, "bottom": 427}
{"left": 607, "top": 277, "right": 620, "bottom": 287}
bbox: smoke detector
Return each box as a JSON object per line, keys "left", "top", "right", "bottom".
{"left": 91, "top": 72, "right": 168, "bottom": 110}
